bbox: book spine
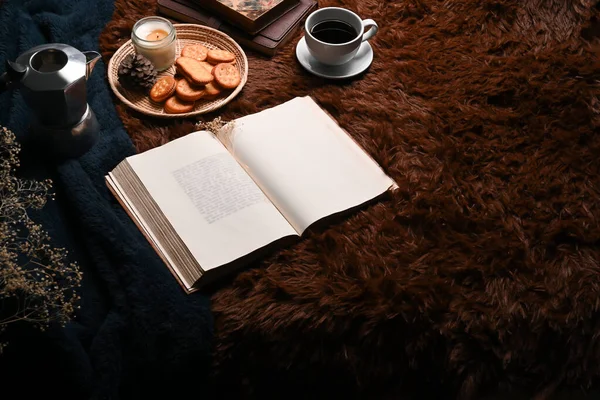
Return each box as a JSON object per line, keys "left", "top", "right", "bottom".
{"left": 158, "top": 3, "right": 277, "bottom": 56}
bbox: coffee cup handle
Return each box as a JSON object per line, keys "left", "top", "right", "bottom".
{"left": 361, "top": 19, "right": 378, "bottom": 42}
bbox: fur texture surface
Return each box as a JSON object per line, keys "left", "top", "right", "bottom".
{"left": 100, "top": 0, "right": 600, "bottom": 398}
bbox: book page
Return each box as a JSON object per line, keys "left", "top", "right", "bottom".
{"left": 229, "top": 96, "right": 396, "bottom": 234}
{"left": 126, "top": 131, "right": 297, "bottom": 271}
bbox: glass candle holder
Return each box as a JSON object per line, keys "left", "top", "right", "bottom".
{"left": 131, "top": 16, "right": 177, "bottom": 71}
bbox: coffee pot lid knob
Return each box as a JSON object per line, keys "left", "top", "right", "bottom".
{"left": 0, "top": 60, "right": 27, "bottom": 91}
{"left": 6, "top": 59, "right": 27, "bottom": 75}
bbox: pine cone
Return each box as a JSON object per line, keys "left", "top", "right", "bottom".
{"left": 117, "top": 53, "right": 157, "bottom": 92}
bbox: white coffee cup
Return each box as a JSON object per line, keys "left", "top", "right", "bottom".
{"left": 304, "top": 7, "right": 378, "bottom": 66}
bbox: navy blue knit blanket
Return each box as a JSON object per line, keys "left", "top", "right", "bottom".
{"left": 0, "top": 1, "right": 213, "bottom": 399}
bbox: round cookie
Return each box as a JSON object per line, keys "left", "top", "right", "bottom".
{"left": 164, "top": 96, "right": 195, "bottom": 114}
{"left": 210, "top": 62, "right": 235, "bottom": 75}
{"left": 206, "top": 49, "right": 235, "bottom": 64}
{"left": 149, "top": 76, "right": 176, "bottom": 103}
{"left": 213, "top": 63, "right": 240, "bottom": 89}
{"left": 175, "top": 78, "right": 205, "bottom": 102}
{"left": 181, "top": 44, "right": 208, "bottom": 61}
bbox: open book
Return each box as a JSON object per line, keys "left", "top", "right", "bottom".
{"left": 106, "top": 96, "right": 397, "bottom": 293}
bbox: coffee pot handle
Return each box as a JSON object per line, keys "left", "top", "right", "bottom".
{"left": 361, "top": 19, "right": 378, "bottom": 42}
{"left": 0, "top": 60, "right": 27, "bottom": 92}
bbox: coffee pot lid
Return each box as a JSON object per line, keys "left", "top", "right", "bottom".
{"left": 15, "top": 43, "right": 86, "bottom": 91}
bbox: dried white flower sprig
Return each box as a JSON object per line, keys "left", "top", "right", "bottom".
{"left": 195, "top": 117, "right": 236, "bottom": 152}
{"left": 0, "top": 126, "right": 82, "bottom": 353}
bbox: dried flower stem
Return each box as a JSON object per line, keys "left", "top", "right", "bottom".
{"left": 0, "top": 126, "right": 82, "bottom": 353}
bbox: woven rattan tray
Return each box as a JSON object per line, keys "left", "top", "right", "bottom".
{"left": 107, "top": 24, "right": 248, "bottom": 118}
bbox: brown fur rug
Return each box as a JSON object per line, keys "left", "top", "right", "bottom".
{"left": 100, "top": 0, "right": 600, "bottom": 398}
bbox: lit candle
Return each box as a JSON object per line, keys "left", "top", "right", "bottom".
{"left": 131, "top": 16, "right": 177, "bottom": 71}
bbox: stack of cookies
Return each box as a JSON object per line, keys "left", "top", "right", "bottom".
{"left": 149, "top": 44, "right": 241, "bottom": 114}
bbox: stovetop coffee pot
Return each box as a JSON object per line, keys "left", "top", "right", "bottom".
{"left": 0, "top": 43, "right": 102, "bottom": 159}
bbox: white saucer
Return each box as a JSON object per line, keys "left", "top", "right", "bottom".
{"left": 295, "top": 36, "right": 373, "bottom": 80}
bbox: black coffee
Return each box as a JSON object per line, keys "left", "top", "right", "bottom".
{"left": 310, "top": 19, "right": 358, "bottom": 44}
